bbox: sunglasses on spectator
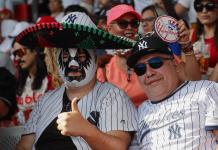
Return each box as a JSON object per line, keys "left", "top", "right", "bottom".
{"left": 194, "top": 2, "right": 218, "bottom": 12}
{"left": 134, "top": 57, "right": 173, "bottom": 76}
{"left": 114, "top": 20, "right": 139, "bottom": 29}
{"left": 141, "top": 17, "right": 156, "bottom": 23}
{"left": 12, "top": 48, "right": 26, "bottom": 57}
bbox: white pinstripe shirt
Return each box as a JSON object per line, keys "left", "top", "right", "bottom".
{"left": 23, "top": 81, "right": 138, "bottom": 150}
{"left": 137, "top": 80, "right": 218, "bottom": 150}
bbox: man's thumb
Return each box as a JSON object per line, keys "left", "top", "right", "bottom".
{"left": 71, "top": 97, "right": 79, "bottom": 112}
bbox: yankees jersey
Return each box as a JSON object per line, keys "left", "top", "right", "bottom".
{"left": 23, "top": 81, "right": 137, "bottom": 150}
{"left": 137, "top": 80, "right": 218, "bottom": 150}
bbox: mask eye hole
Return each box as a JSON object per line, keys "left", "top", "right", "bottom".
{"left": 78, "top": 53, "right": 87, "bottom": 62}
{"left": 63, "top": 51, "right": 70, "bottom": 62}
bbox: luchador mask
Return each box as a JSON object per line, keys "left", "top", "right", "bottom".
{"left": 57, "top": 48, "right": 97, "bottom": 87}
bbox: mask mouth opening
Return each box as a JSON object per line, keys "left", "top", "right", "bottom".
{"left": 65, "top": 65, "right": 86, "bottom": 82}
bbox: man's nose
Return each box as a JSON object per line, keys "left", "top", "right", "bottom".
{"left": 68, "top": 59, "right": 79, "bottom": 67}
{"left": 145, "top": 64, "right": 156, "bottom": 78}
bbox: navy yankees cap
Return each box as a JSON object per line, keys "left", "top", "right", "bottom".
{"left": 127, "top": 32, "right": 173, "bottom": 68}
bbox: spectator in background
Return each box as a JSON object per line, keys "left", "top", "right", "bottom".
{"left": 48, "top": 0, "right": 64, "bottom": 22}
{"left": 141, "top": 5, "right": 158, "bottom": 33}
{"left": 0, "top": 67, "right": 17, "bottom": 127}
{"left": 14, "top": 45, "right": 53, "bottom": 125}
{"left": 191, "top": 0, "right": 218, "bottom": 81}
{"left": 97, "top": 4, "right": 147, "bottom": 107}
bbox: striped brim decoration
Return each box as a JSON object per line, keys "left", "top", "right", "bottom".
{"left": 16, "top": 22, "right": 136, "bottom": 49}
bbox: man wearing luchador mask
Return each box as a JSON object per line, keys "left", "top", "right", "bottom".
{"left": 16, "top": 12, "right": 138, "bottom": 150}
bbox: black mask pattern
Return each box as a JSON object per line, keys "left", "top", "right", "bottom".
{"left": 58, "top": 48, "right": 92, "bottom": 82}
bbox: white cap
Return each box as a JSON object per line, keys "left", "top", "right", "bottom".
{"left": 9, "top": 21, "right": 30, "bottom": 37}
{"left": 1, "top": 19, "right": 17, "bottom": 38}
{"left": 0, "top": 38, "right": 13, "bottom": 53}
{"left": 61, "top": 12, "right": 96, "bottom": 28}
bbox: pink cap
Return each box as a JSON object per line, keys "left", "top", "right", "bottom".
{"left": 107, "top": 4, "right": 141, "bottom": 27}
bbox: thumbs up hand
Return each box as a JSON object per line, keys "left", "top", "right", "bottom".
{"left": 57, "top": 98, "right": 91, "bottom": 137}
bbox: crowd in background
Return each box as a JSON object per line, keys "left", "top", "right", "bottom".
{"left": 0, "top": 0, "right": 217, "bottom": 149}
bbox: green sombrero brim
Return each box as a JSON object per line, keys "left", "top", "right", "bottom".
{"left": 16, "top": 22, "right": 136, "bottom": 49}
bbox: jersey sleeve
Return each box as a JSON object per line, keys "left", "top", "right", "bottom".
{"left": 98, "top": 87, "right": 138, "bottom": 132}
{"left": 22, "top": 94, "right": 45, "bottom": 135}
{"left": 205, "top": 82, "right": 218, "bottom": 131}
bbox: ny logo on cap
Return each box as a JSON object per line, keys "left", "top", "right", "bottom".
{"left": 65, "top": 14, "right": 77, "bottom": 23}
{"left": 138, "top": 40, "right": 147, "bottom": 51}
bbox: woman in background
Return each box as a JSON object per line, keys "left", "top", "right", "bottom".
{"left": 192, "top": 0, "right": 218, "bottom": 81}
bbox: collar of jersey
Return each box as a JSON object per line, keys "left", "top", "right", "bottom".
{"left": 150, "top": 81, "right": 189, "bottom": 104}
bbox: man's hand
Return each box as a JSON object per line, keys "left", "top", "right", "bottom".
{"left": 56, "top": 98, "right": 92, "bottom": 137}
{"left": 177, "top": 19, "right": 194, "bottom": 55}
{"left": 177, "top": 19, "right": 190, "bottom": 44}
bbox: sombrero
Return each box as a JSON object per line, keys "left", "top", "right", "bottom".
{"left": 16, "top": 12, "right": 136, "bottom": 49}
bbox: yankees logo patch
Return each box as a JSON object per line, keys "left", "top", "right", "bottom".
{"left": 87, "top": 111, "right": 100, "bottom": 127}
{"left": 64, "top": 14, "right": 77, "bottom": 23}
{"left": 168, "top": 123, "right": 182, "bottom": 140}
{"left": 154, "top": 16, "right": 179, "bottom": 43}
{"left": 137, "top": 40, "right": 148, "bottom": 51}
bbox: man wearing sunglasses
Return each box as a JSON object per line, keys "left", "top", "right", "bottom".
{"left": 127, "top": 33, "right": 218, "bottom": 149}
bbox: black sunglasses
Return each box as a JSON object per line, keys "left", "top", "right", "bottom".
{"left": 194, "top": 2, "right": 217, "bottom": 12}
{"left": 115, "top": 20, "right": 139, "bottom": 29}
{"left": 134, "top": 57, "right": 172, "bottom": 76}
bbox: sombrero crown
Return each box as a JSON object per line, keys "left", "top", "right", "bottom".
{"left": 16, "top": 12, "right": 135, "bottom": 49}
